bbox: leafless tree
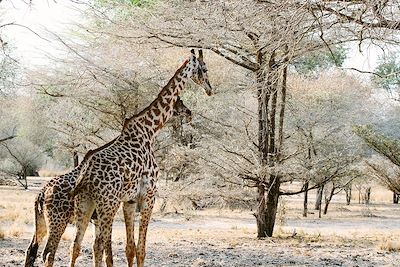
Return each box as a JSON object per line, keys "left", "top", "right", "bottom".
{"left": 77, "top": 0, "right": 400, "bottom": 237}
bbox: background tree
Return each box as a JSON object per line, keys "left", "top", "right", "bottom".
{"left": 354, "top": 125, "right": 400, "bottom": 203}
{"left": 0, "top": 95, "right": 49, "bottom": 188}
{"left": 373, "top": 52, "right": 400, "bottom": 101}
{"left": 80, "top": 0, "right": 400, "bottom": 237}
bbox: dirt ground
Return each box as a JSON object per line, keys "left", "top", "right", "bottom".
{"left": 1, "top": 178, "right": 400, "bottom": 267}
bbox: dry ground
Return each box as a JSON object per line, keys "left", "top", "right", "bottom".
{"left": 1, "top": 178, "right": 400, "bottom": 267}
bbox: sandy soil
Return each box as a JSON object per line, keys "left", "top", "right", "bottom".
{"left": 1, "top": 179, "right": 400, "bottom": 267}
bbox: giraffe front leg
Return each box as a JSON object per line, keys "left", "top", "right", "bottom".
{"left": 136, "top": 193, "right": 155, "bottom": 267}
{"left": 93, "top": 203, "right": 119, "bottom": 267}
{"left": 123, "top": 201, "right": 137, "bottom": 267}
{"left": 92, "top": 213, "right": 113, "bottom": 267}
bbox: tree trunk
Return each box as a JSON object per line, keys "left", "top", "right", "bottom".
{"left": 256, "top": 183, "right": 267, "bottom": 238}
{"left": 363, "top": 187, "right": 371, "bottom": 204}
{"left": 303, "top": 181, "right": 309, "bottom": 217}
{"left": 393, "top": 191, "right": 399, "bottom": 204}
{"left": 315, "top": 186, "right": 323, "bottom": 210}
{"left": 254, "top": 51, "right": 285, "bottom": 238}
{"left": 23, "top": 170, "right": 28, "bottom": 189}
{"left": 264, "top": 174, "right": 280, "bottom": 237}
{"left": 323, "top": 186, "right": 335, "bottom": 215}
{"left": 18, "top": 167, "right": 28, "bottom": 190}
{"left": 345, "top": 185, "right": 352, "bottom": 205}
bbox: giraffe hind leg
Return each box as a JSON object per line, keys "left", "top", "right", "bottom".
{"left": 136, "top": 194, "right": 155, "bottom": 267}
{"left": 123, "top": 201, "right": 137, "bottom": 267}
{"left": 25, "top": 211, "right": 47, "bottom": 267}
{"left": 25, "top": 214, "right": 47, "bottom": 267}
{"left": 42, "top": 219, "right": 68, "bottom": 267}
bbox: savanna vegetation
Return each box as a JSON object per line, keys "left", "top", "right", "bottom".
{"left": 1, "top": 1, "right": 400, "bottom": 266}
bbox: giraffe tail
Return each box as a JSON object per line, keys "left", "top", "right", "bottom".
{"left": 69, "top": 164, "right": 89, "bottom": 198}
{"left": 68, "top": 159, "right": 92, "bottom": 198}
{"left": 69, "top": 174, "right": 85, "bottom": 198}
{"left": 25, "top": 192, "right": 45, "bottom": 267}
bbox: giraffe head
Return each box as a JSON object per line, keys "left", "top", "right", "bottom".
{"left": 189, "top": 49, "right": 213, "bottom": 96}
{"left": 173, "top": 96, "right": 192, "bottom": 123}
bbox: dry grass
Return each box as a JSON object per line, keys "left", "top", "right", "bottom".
{"left": 377, "top": 236, "right": 400, "bottom": 252}
{"left": 0, "top": 189, "right": 35, "bottom": 226}
{"left": 1, "top": 182, "right": 400, "bottom": 266}
{"left": 0, "top": 227, "right": 5, "bottom": 240}
{"left": 6, "top": 223, "right": 26, "bottom": 238}
{"left": 0, "top": 188, "right": 36, "bottom": 238}
{"left": 370, "top": 185, "right": 394, "bottom": 203}
{"left": 38, "top": 168, "right": 68, "bottom": 178}
{"left": 379, "top": 238, "right": 400, "bottom": 252}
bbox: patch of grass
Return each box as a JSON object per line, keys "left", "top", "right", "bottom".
{"left": 379, "top": 238, "right": 400, "bottom": 252}
{"left": 0, "top": 210, "right": 20, "bottom": 222}
{"left": 7, "top": 224, "right": 25, "bottom": 238}
{"left": 0, "top": 227, "right": 5, "bottom": 240}
{"left": 38, "top": 169, "right": 66, "bottom": 177}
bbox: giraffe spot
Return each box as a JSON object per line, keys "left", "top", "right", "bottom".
{"left": 153, "top": 108, "right": 161, "bottom": 116}
{"left": 132, "top": 143, "right": 140, "bottom": 148}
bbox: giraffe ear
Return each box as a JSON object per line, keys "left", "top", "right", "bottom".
{"left": 198, "top": 49, "right": 203, "bottom": 61}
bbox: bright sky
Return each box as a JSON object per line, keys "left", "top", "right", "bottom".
{"left": 1, "top": 0, "right": 82, "bottom": 65}
{"left": 1, "top": 1, "right": 383, "bottom": 72}
{"left": 344, "top": 44, "right": 381, "bottom": 72}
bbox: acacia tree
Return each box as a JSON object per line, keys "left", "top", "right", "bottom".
{"left": 354, "top": 125, "right": 400, "bottom": 202}
{"left": 373, "top": 52, "right": 400, "bottom": 101}
{"left": 29, "top": 18, "right": 199, "bottom": 172}
{"left": 82, "top": 0, "right": 400, "bottom": 237}
{"left": 66, "top": 0, "right": 400, "bottom": 237}
{"left": 288, "top": 70, "right": 376, "bottom": 215}
{"left": 367, "top": 161, "right": 400, "bottom": 203}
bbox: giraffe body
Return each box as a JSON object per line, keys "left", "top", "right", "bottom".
{"left": 70, "top": 50, "right": 211, "bottom": 267}
{"left": 24, "top": 98, "right": 192, "bottom": 267}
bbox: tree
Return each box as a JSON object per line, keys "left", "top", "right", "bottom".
{"left": 0, "top": 139, "right": 43, "bottom": 188}
{"left": 6, "top": 0, "right": 398, "bottom": 236}
{"left": 83, "top": 0, "right": 400, "bottom": 237}
{"left": 373, "top": 52, "right": 400, "bottom": 101}
{"left": 354, "top": 125, "right": 400, "bottom": 167}
{"left": 285, "top": 71, "right": 373, "bottom": 216}
{"left": 354, "top": 125, "right": 400, "bottom": 203}
{"left": 0, "top": 93, "right": 51, "bottom": 188}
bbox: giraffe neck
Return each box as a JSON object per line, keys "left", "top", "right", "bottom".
{"left": 123, "top": 59, "right": 196, "bottom": 139}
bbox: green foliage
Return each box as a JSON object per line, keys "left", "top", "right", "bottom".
{"left": 373, "top": 52, "right": 400, "bottom": 96}
{"left": 292, "top": 46, "right": 347, "bottom": 76}
{"left": 353, "top": 125, "right": 400, "bottom": 167}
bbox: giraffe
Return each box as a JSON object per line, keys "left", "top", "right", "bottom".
{"left": 69, "top": 49, "right": 212, "bottom": 267}
{"left": 24, "top": 97, "right": 192, "bottom": 267}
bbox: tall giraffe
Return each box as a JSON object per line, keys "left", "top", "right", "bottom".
{"left": 24, "top": 98, "right": 192, "bottom": 267}
{"left": 69, "top": 50, "right": 212, "bottom": 267}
